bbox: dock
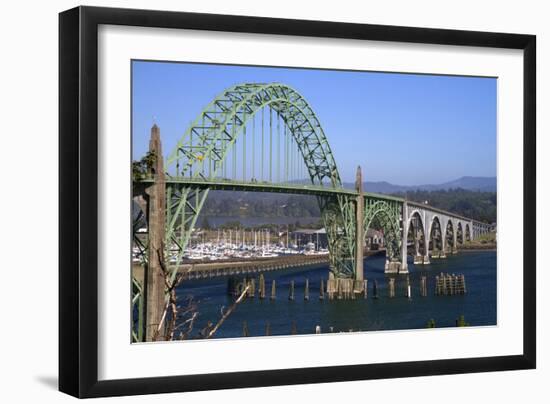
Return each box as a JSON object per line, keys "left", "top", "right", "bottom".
{"left": 132, "top": 254, "right": 329, "bottom": 282}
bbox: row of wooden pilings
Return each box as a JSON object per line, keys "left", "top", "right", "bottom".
{"left": 435, "top": 273, "right": 467, "bottom": 295}
{"left": 228, "top": 273, "right": 467, "bottom": 300}
{"left": 227, "top": 274, "right": 322, "bottom": 300}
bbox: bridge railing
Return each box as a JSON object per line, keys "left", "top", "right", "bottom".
{"left": 135, "top": 173, "right": 487, "bottom": 226}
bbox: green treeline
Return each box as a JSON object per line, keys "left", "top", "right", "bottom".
{"left": 202, "top": 192, "right": 321, "bottom": 218}
{"left": 395, "top": 188, "right": 496, "bottom": 223}
{"left": 200, "top": 188, "right": 496, "bottom": 223}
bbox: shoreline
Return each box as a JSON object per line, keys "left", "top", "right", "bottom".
{"left": 459, "top": 246, "right": 497, "bottom": 252}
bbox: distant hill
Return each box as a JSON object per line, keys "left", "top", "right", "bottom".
{"left": 393, "top": 188, "right": 496, "bottom": 223}
{"left": 343, "top": 176, "right": 496, "bottom": 193}
{"left": 195, "top": 176, "right": 496, "bottom": 223}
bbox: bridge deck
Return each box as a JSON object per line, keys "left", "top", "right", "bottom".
{"left": 136, "top": 177, "right": 481, "bottom": 223}
{"left": 162, "top": 177, "right": 359, "bottom": 197}
{"left": 407, "top": 201, "right": 474, "bottom": 223}
{"left": 147, "top": 177, "right": 405, "bottom": 202}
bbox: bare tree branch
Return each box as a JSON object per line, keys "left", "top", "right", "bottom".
{"left": 206, "top": 285, "right": 250, "bottom": 339}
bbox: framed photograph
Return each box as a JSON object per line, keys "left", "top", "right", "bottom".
{"left": 59, "top": 6, "right": 536, "bottom": 398}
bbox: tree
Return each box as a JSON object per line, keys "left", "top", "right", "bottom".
{"left": 132, "top": 150, "right": 157, "bottom": 180}
{"left": 201, "top": 216, "right": 212, "bottom": 230}
{"left": 456, "top": 315, "right": 469, "bottom": 327}
{"left": 395, "top": 188, "right": 496, "bottom": 223}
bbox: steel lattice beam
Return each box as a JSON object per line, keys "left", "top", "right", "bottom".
{"left": 164, "top": 83, "right": 356, "bottom": 278}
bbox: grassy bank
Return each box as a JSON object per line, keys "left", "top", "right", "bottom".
{"left": 461, "top": 232, "right": 496, "bottom": 250}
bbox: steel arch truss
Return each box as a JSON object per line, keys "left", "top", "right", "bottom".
{"left": 164, "top": 83, "right": 356, "bottom": 278}
{"left": 363, "top": 198, "right": 402, "bottom": 262}
{"left": 318, "top": 194, "right": 356, "bottom": 278}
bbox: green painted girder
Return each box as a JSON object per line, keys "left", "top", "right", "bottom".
{"left": 164, "top": 83, "right": 357, "bottom": 278}
{"left": 363, "top": 199, "right": 403, "bottom": 261}
{"left": 131, "top": 276, "right": 144, "bottom": 342}
{"left": 162, "top": 177, "right": 358, "bottom": 197}
{"left": 139, "top": 177, "right": 408, "bottom": 203}
{"left": 166, "top": 83, "right": 340, "bottom": 187}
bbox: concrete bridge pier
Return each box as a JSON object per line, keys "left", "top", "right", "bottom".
{"left": 439, "top": 237, "right": 447, "bottom": 259}
{"left": 422, "top": 216, "right": 431, "bottom": 264}
{"left": 385, "top": 260, "right": 405, "bottom": 274}
{"left": 453, "top": 227, "right": 459, "bottom": 254}
{"left": 399, "top": 203, "right": 409, "bottom": 273}
{"left": 382, "top": 202, "right": 409, "bottom": 274}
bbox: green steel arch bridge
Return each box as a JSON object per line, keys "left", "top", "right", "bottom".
{"left": 132, "top": 82, "right": 493, "bottom": 341}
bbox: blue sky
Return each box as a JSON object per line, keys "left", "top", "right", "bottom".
{"left": 132, "top": 60, "right": 496, "bottom": 185}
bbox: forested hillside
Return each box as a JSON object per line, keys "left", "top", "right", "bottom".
{"left": 200, "top": 188, "right": 496, "bottom": 224}
{"left": 395, "top": 189, "right": 496, "bottom": 223}
{"left": 202, "top": 191, "right": 320, "bottom": 218}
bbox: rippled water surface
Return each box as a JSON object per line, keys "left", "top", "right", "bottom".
{"left": 176, "top": 251, "right": 496, "bottom": 338}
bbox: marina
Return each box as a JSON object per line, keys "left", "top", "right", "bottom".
{"left": 133, "top": 227, "right": 330, "bottom": 264}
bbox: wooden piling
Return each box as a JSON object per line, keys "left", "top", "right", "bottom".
{"left": 327, "top": 278, "right": 336, "bottom": 300}
{"left": 388, "top": 277, "right": 395, "bottom": 298}
{"left": 242, "top": 321, "right": 249, "bottom": 337}
{"left": 248, "top": 278, "right": 256, "bottom": 298}
{"left": 353, "top": 279, "right": 363, "bottom": 297}
{"left": 460, "top": 274, "right": 467, "bottom": 294}
{"left": 289, "top": 280, "right": 295, "bottom": 301}
{"left": 259, "top": 274, "right": 266, "bottom": 299}
{"left": 319, "top": 278, "right": 325, "bottom": 300}
{"left": 406, "top": 276, "right": 411, "bottom": 298}
{"left": 435, "top": 273, "right": 466, "bottom": 295}
{"left": 343, "top": 279, "right": 352, "bottom": 299}
{"left": 270, "top": 279, "right": 276, "bottom": 300}
{"left": 304, "top": 278, "right": 310, "bottom": 301}
{"left": 420, "top": 276, "right": 427, "bottom": 297}
{"left": 325, "top": 278, "right": 370, "bottom": 300}
{"left": 265, "top": 322, "right": 271, "bottom": 336}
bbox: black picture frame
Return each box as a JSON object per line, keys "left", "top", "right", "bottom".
{"left": 59, "top": 5, "right": 536, "bottom": 398}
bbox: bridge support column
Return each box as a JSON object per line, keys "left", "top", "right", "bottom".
{"left": 144, "top": 124, "right": 167, "bottom": 342}
{"left": 355, "top": 166, "right": 364, "bottom": 282}
{"left": 439, "top": 237, "right": 447, "bottom": 259}
{"left": 423, "top": 216, "right": 431, "bottom": 264}
{"left": 400, "top": 202, "right": 408, "bottom": 273}
{"left": 453, "top": 225, "right": 458, "bottom": 253}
